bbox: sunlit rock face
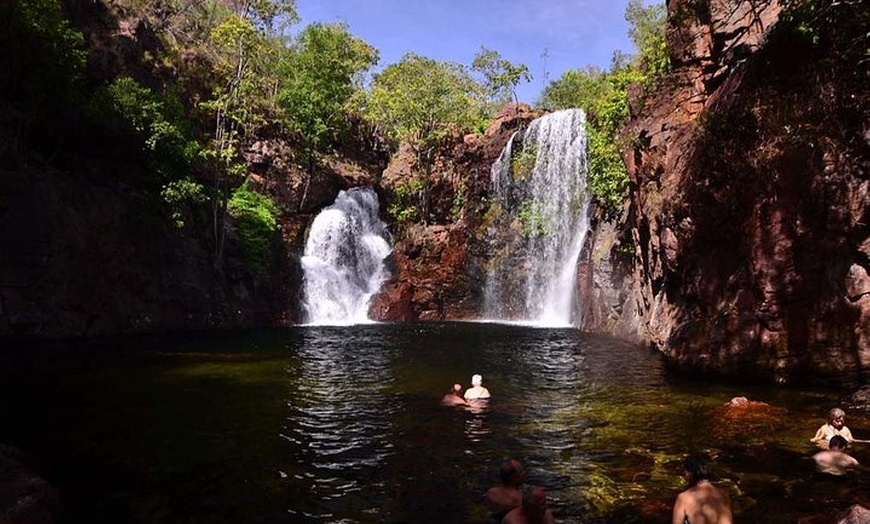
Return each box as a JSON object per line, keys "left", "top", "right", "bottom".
{"left": 370, "top": 104, "right": 546, "bottom": 322}
{"left": 622, "top": 0, "right": 870, "bottom": 385}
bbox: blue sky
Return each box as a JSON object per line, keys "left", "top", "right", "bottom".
{"left": 293, "top": 0, "right": 644, "bottom": 104}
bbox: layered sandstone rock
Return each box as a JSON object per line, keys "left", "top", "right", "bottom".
{"left": 621, "top": 0, "right": 870, "bottom": 384}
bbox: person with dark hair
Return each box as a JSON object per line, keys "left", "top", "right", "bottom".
{"left": 501, "top": 486, "right": 555, "bottom": 524}
{"left": 485, "top": 459, "right": 525, "bottom": 520}
{"left": 813, "top": 435, "right": 860, "bottom": 475}
{"left": 671, "top": 456, "right": 733, "bottom": 524}
{"left": 441, "top": 383, "right": 467, "bottom": 406}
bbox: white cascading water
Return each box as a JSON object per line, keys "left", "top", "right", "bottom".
{"left": 301, "top": 188, "right": 392, "bottom": 325}
{"left": 483, "top": 108, "right": 590, "bottom": 327}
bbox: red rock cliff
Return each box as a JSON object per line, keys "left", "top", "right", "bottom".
{"left": 622, "top": 0, "right": 869, "bottom": 384}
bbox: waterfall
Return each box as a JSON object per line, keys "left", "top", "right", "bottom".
{"left": 301, "top": 188, "right": 392, "bottom": 325}
{"left": 483, "top": 108, "right": 591, "bottom": 327}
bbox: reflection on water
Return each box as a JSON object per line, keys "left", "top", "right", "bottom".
{"left": 0, "top": 323, "right": 868, "bottom": 524}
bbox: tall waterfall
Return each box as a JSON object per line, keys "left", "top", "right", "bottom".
{"left": 483, "top": 108, "right": 591, "bottom": 327}
{"left": 301, "top": 188, "right": 392, "bottom": 325}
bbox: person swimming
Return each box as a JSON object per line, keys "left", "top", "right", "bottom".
{"left": 813, "top": 435, "right": 860, "bottom": 475}
{"left": 464, "top": 374, "right": 491, "bottom": 401}
{"left": 671, "top": 456, "right": 733, "bottom": 524}
{"left": 484, "top": 459, "right": 525, "bottom": 520}
{"left": 810, "top": 407, "right": 854, "bottom": 449}
{"left": 441, "top": 383, "right": 467, "bottom": 406}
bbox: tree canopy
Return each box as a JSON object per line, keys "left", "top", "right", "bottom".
{"left": 364, "top": 53, "right": 480, "bottom": 152}
{"left": 277, "top": 22, "right": 378, "bottom": 166}
{"left": 471, "top": 46, "right": 532, "bottom": 107}
{"left": 539, "top": 1, "right": 669, "bottom": 215}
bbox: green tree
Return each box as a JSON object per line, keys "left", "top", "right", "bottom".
{"left": 277, "top": 22, "right": 378, "bottom": 208}
{"left": 364, "top": 53, "right": 480, "bottom": 223}
{"left": 538, "top": 2, "right": 667, "bottom": 216}
{"left": 228, "top": 182, "right": 279, "bottom": 273}
{"left": 1, "top": 0, "right": 86, "bottom": 164}
{"left": 471, "top": 46, "right": 532, "bottom": 109}
{"left": 91, "top": 77, "right": 199, "bottom": 184}
{"left": 625, "top": 0, "right": 670, "bottom": 80}
{"left": 199, "top": 3, "right": 295, "bottom": 267}
{"left": 538, "top": 66, "right": 610, "bottom": 112}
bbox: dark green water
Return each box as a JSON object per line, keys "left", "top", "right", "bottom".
{"left": 1, "top": 322, "right": 867, "bottom": 523}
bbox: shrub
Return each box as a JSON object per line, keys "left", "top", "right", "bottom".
{"left": 227, "top": 184, "right": 279, "bottom": 272}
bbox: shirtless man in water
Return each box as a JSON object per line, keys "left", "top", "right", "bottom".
{"left": 501, "top": 486, "right": 555, "bottom": 524}
{"left": 441, "top": 384, "right": 467, "bottom": 406}
{"left": 813, "top": 435, "right": 860, "bottom": 475}
{"left": 671, "top": 456, "right": 733, "bottom": 524}
{"left": 484, "top": 459, "right": 525, "bottom": 520}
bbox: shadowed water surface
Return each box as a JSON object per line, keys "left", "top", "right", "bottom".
{"left": 0, "top": 322, "right": 868, "bottom": 523}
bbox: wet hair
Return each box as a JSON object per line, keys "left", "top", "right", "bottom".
{"left": 472, "top": 374, "right": 483, "bottom": 386}
{"left": 683, "top": 456, "right": 711, "bottom": 484}
{"left": 828, "top": 408, "right": 845, "bottom": 421}
{"left": 829, "top": 435, "right": 848, "bottom": 450}
{"left": 499, "top": 459, "right": 524, "bottom": 484}
{"left": 522, "top": 486, "right": 547, "bottom": 509}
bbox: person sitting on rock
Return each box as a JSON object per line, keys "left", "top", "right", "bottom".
{"left": 813, "top": 435, "right": 860, "bottom": 475}
{"left": 810, "top": 407, "right": 854, "bottom": 449}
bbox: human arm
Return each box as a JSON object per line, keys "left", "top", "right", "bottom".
{"left": 810, "top": 424, "right": 830, "bottom": 445}
{"left": 841, "top": 426, "right": 854, "bottom": 442}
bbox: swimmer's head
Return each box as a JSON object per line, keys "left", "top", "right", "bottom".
{"left": 472, "top": 374, "right": 483, "bottom": 386}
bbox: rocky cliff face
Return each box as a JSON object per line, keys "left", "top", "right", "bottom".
{"left": 370, "top": 104, "right": 544, "bottom": 321}
{"left": 620, "top": 0, "right": 869, "bottom": 384}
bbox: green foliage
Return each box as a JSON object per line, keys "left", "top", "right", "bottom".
{"left": 91, "top": 77, "right": 199, "bottom": 182}
{"left": 228, "top": 183, "right": 279, "bottom": 272}
{"left": 471, "top": 46, "right": 532, "bottom": 108}
{"left": 161, "top": 178, "right": 208, "bottom": 229}
{"left": 1, "top": 0, "right": 87, "bottom": 162}
{"left": 236, "top": 0, "right": 299, "bottom": 35}
{"left": 538, "top": 66, "right": 610, "bottom": 112}
{"left": 586, "top": 126, "right": 629, "bottom": 213}
{"left": 625, "top": 0, "right": 671, "bottom": 81}
{"left": 277, "top": 22, "right": 378, "bottom": 166}
{"left": 518, "top": 200, "right": 548, "bottom": 238}
{"left": 387, "top": 177, "right": 425, "bottom": 224}
{"left": 364, "top": 53, "right": 480, "bottom": 153}
{"left": 538, "top": 2, "right": 667, "bottom": 217}
{"left": 510, "top": 144, "right": 538, "bottom": 180}
{"left": 780, "top": 0, "right": 869, "bottom": 52}
{"left": 539, "top": 65, "right": 641, "bottom": 216}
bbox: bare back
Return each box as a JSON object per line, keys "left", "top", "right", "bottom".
{"left": 671, "top": 482, "right": 733, "bottom": 524}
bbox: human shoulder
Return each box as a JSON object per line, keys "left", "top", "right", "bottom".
{"left": 501, "top": 507, "right": 522, "bottom": 524}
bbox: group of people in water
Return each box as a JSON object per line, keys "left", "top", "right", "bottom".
{"left": 810, "top": 407, "right": 863, "bottom": 475}
{"left": 441, "top": 373, "right": 491, "bottom": 406}
{"left": 441, "top": 379, "right": 865, "bottom": 523}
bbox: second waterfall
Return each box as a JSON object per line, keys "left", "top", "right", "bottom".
{"left": 483, "top": 108, "right": 591, "bottom": 327}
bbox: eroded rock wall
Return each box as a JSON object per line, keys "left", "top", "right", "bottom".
{"left": 623, "top": 0, "right": 869, "bottom": 384}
